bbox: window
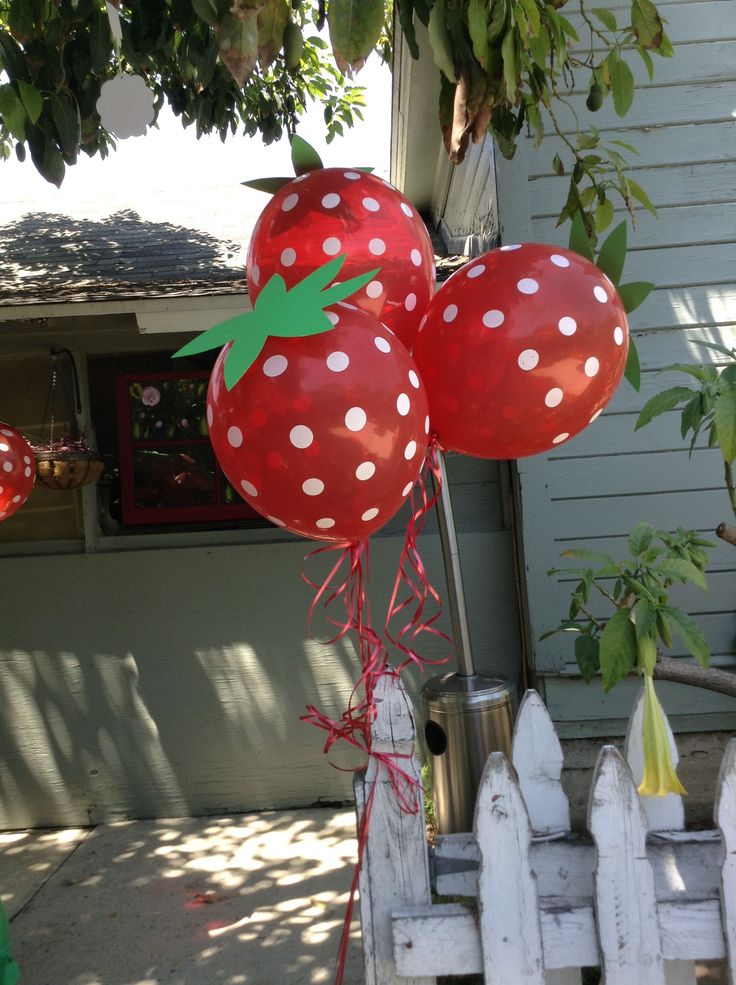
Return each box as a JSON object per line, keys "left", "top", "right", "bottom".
{"left": 116, "top": 370, "right": 258, "bottom": 525}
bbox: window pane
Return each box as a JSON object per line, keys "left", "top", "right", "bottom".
{"left": 127, "top": 377, "right": 208, "bottom": 440}
{"left": 132, "top": 444, "right": 217, "bottom": 510}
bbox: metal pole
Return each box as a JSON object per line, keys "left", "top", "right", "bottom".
{"left": 432, "top": 449, "right": 476, "bottom": 677}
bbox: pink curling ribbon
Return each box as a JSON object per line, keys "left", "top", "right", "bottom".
{"left": 385, "top": 436, "right": 454, "bottom": 673}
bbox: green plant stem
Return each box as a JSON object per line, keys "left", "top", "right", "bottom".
{"left": 654, "top": 657, "right": 736, "bottom": 700}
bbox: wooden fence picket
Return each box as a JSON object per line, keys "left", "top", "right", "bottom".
{"left": 355, "top": 674, "right": 435, "bottom": 985}
{"left": 512, "top": 690, "right": 571, "bottom": 837}
{"left": 475, "top": 752, "right": 546, "bottom": 985}
{"left": 715, "top": 738, "right": 736, "bottom": 984}
{"left": 588, "top": 746, "right": 667, "bottom": 985}
{"left": 355, "top": 677, "right": 733, "bottom": 985}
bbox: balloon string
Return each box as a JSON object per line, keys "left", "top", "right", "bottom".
{"left": 385, "top": 435, "right": 454, "bottom": 673}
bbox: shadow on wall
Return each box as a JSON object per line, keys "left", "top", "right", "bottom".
{"left": 0, "top": 545, "right": 376, "bottom": 829}
{"left": 0, "top": 210, "right": 245, "bottom": 304}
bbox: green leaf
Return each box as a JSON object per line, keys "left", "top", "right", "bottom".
{"left": 628, "top": 521, "right": 654, "bottom": 557}
{"left": 17, "top": 81, "right": 42, "bottom": 124}
{"left": 192, "top": 0, "right": 220, "bottom": 26}
{"left": 217, "top": 7, "right": 258, "bottom": 87}
{"left": 595, "top": 220, "right": 627, "bottom": 285}
{"left": 241, "top": 176, "right": 294, "bottom": 194}
{"left": 627, "top": 178, "right": 657, "bottom": 215}
{"left": 501, "top": 27, "right": 519, "bottom": 101}
{"left": 692, "top": 339, "right": 736, "bottom": 360}
{"left": 396, "top": 0, "right": 420, "bottom": 59}
{"left": 635, "top": 386, "right": 695, "bottom": 429}
{"left": 661, "top": 362, "right": 719, "bottom": 383}
{"left": 617, "top": 280, "right": 653, "bottom": 313}
{"left": 591, "top": 7, "right": 617, "bottom": 31}
{"left": 290, "top": 134, "right": 323, "bottom": 175}
{"left": 427, "top": 0, "right": 457, "bottom": 81}
{"left": 467, "top": 0, "right": 489, "bottom": 67}
{"left": 594, "top": 197, "right": 614, "bottom": 233}
{"left": 568, "top": 210, "right": 594, "bottom": 261}
{"left": 488, "top": 0, "right": 508, "bottom": 43}
{"left": 257, "top": 0, "right": 291, "bottom": 69}
{"left": 637, "top": 45, "right": 655, "bottom": 81}
{"left": 50, "top": 90, "right": 81, "bottom": 159}
{"left": 661, "top": 606, "right": 710, "bottom": 666}
{"left": 328, "top": 0, "right": 385, "bottom": 75}
{"left": 560, "top": 546, "right": 615, "bottom": 564}
{"left": 714, "top": 384, "right": 736, "bottom": 463}
{"left": 656, "top": 558, "right": 708, "bottom": 592}
{"left": 519, "top": 0, "right": 541, "bottom": 36}
{"left": 609, "top": 54, "right": 635, "bottom": 117}
{"left": 632, "top": 598, "right": 657, "bottom": 639}
{"left": 600, "top": 610, "right": 637, "bottom": 690}
{"left": 0, "top": 83, "right": 25, "bottom": 141}
{"left": 575, "top": 634, "right": 601, "bottom": 683}
{"left": 624, "top": 337, "right": 641, "bottom": 391}
{"left": 631, "top": 0, "right": 664, "bottom": 49}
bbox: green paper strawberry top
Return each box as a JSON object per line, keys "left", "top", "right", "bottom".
{"left": 242, "top": 134, "right": 373, "bottom": 195}
{"left": 173, "top": 255, "right": 378, "bottom": 389}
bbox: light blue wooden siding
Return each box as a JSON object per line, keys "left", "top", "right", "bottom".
{"left": 496, "top": 0, "right": 736, "bottom": 734}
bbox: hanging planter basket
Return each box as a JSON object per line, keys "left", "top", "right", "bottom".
{"left": 35, "top": 347, "right": 105, "bottom": 491}
{"left": 34, "top": 448, "right": 104, "bottom": 490}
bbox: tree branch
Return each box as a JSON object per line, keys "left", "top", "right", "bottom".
{"left": 716, "top": 521, "right": 736, "bottom": 547}
{"left": 653, "top": 656, "right": 736, "bottom": 700}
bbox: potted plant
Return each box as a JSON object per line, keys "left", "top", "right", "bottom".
{"left": 33, "top": 430, "right": 104, "bottom": 490}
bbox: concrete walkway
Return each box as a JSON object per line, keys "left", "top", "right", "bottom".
{"left": 1, "top": 809, "right": 362, "bottom": 985}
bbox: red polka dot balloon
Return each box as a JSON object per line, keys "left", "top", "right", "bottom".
{"left": 246, "top": 169, "right": 436, "bottom": 350}
{"left": 207, "top": 305, "right": 430, "bottom": 543}
{"left": 0, "top": 423, "right": 36, "bottom": 521}
{"left": 412, "top": 244, "right": 629, "bottom": 459}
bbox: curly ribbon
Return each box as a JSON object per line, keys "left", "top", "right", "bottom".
{"left": 385, "top": 436, "right": 454, "bottom": 673}
{"left": 300, "top": 540, "right": 422, "bottom": 985}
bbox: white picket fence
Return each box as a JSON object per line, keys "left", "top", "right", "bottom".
{"left": 355, "top": 675, "right": 736, "bottom": 985}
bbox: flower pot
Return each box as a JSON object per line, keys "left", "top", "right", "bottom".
{"left": 34, "top": 449, "right": 104, "bottom": 490}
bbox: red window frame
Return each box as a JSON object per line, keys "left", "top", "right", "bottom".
{"left": 116, "top": 370, "right": 260, "bottom": 526}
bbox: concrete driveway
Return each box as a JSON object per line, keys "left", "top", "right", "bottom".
{"left": 1, "top": 808, "right": 362, "bottom": 985}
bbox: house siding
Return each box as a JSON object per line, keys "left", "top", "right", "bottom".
{"left": 496, "top": 0, "right": 736, "bottom": 735}
{"left": 0, "top": 316, "right": 522, "bottom": 827}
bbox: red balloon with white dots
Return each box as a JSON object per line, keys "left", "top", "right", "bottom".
{"left": 246, "top": 169, "right": 436, "bottom": 351}
{"left": 0, "top": 422, "right": 36, "bottom": 521}
{"left": 412, "top": 244, "right": 629, "bottom": 459}
{"left": 206, "top": 306, "right": 430, "bottom": 543}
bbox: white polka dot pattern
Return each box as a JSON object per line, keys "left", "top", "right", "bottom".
{"left": 327, "top": 351, "right": 350, "bottom": 372}
{"left": 345, "top": 407, "right": 367, "bottom": 431}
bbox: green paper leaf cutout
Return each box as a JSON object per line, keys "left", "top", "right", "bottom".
{"left": 241, "top": 176, "right": 294, "bottom": 194}
{"left": 173, "top": 255, "right": 379, "bottom": 390}
{"left": 596, "top": 220, "right": 627, "bottom": 285}
{"left": 291, "top": 134, "right": 323, "bottom": 176}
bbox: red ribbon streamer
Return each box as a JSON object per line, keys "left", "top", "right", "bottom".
{"left": 385, "top": 436, "right": 454, "bottom": 674}
{"left": 300, "top": 540, "right": 423, "bottom": 985}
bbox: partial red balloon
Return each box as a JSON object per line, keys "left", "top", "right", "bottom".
{"left": 246, "top": 169, "right": 435, "bottom": 350}
{"left": 207, "top": 306, "right": 430, "bottom": 543}
{"left": 0, "top": 423, "right": 36, "bottom": 521}
{"left": 412, "top": 244, "right": 629, "bottom": 459}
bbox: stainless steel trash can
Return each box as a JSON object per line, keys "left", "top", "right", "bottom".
{"left": 422, "top": 672, "right": 514, "bottom": 834}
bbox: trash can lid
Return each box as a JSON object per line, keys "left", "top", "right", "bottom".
{"left": 422, "top": 671, "right": 512, "bottom": 706}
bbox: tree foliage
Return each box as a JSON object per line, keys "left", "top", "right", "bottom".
{"left": 0, "top": 0, "right": 368, "bottom": 185}
{"left": 0, "top": 0, "right": 670, "bottom": 238}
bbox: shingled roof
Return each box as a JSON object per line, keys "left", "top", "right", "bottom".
{"left": 0, "top": 207, "right": 249, "bottom": 307}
